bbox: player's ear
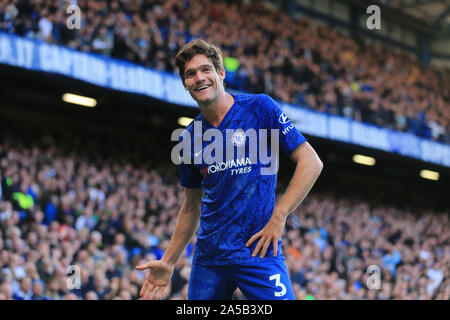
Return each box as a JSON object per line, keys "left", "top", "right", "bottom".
{"left": 182, "top": 79, "right": 188, "bottom": 90}
{"left": 219, "top": 67, "right": 225, "bottom": 81}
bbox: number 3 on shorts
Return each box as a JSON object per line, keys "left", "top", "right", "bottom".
{"left": 269, "top": 273, "right": 287, "bottom": 297}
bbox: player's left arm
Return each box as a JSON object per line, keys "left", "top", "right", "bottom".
{"left": 246, "top": 141, "right": 323, "bottom": 258}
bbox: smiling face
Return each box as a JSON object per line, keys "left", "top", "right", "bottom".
{"left": 182, "top": 54, "right": 225, "bottom": 105}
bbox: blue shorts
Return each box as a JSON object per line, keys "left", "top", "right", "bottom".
{"left": 187, "top": 256, "right": 295, "bottom": 300}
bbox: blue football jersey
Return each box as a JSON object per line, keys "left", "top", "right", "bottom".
{"left": 179, "top": 93, "right": 306, "bottom": 266}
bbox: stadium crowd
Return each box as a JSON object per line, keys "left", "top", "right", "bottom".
{"left": 1, "top": 0, "right": 450, "bottom": 143}
{"left": 0, "top": 121, "right": 448, "bottom": 300}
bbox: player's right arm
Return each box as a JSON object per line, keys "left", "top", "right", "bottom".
{"left": 136, "top": 187, "right": 202, "bottom": 300}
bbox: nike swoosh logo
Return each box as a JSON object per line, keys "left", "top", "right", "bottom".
{"left": 194, "top": 150, "right": 202, "bottom": 158}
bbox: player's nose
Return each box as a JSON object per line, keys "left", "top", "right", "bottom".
{"left": 194, "top": 71, "right": 207, "bottom": 83}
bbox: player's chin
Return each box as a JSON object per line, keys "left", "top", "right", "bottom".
{"left": 193, "top": 91, "right": 215, "bottom": 103}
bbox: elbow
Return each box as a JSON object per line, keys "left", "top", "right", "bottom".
{"left": 318, "top": 157, "right": 324, "bottom": 171}
{"left": 308, "top": 148, "right": 323, "bottom": 177}
{"left": 296, "top": 153, "right": 323, "bottom": 178}
{"left": 292, "top": 142, "right": 324, "bottom": 177}
{"left": 315, "top": 157, "right": 324, "bottom": 177}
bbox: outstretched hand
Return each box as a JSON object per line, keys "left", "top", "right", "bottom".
{"left": 245, "top": 212, "right": 287, "bottom": 258}
{"left": 135, "top": 260, "right": 175, "bottom": 300}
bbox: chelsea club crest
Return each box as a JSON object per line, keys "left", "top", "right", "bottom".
{"left": 231, "top": 130, "right": 246, "bottom": 147}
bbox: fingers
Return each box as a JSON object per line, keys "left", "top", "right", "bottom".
{"left": 135, "top": 261, "right": 155, "bottom": 270}
{"left": 259, "top": 237, "right": 272, "bottom": 258}
{"left": 139, "top": 274, "right": 150, "bottom": 297}
{"left": 156, "top": 287, "right": 165, "bottom": 300}
{"left": 137, "top": 262, "right": 160, "bottom": 300}
{"left": 252, "top": 236, "right": 265, "bottom": 257}
{"left": 149, "top": 286, "right": 159, "bottom": 300}
{"left": 141, "top": 280, "right": 166, "bottom": 300}
{"left": 149, "top": 285, "right": 167, "bottom": 300}
{"left": 245, "top": 231, "right": 262, "bottom": 248}
{"left": 248, "top": 231, "right": 278, "bottom": 258}
{"left": 142, "top": 283, "right": 154, "bottom": 300}
{"left": 273, "top": 238, "right": 278, "bottom": 257}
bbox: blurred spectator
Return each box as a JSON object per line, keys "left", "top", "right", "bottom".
{"left": 12, "top": 277, "right": 32, "bottom": 300}
{"left": 0, "top": 117, "right": 448, "bottom": 300}
{"left": 31, "top": 279, "right": 50, "bottom": 300}
{"left": 1, "top": 0, "right": 449, "bottom": 142}
{"left": 0, "top": 1, "right": 449, "bottom": 300}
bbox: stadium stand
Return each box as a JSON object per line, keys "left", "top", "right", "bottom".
{"left": 0, "top": 114, "right": 448, "bottom": 300}
{"left": 1, "top": 0, "right": 449, "bottom": 142}
{"left": 0, "top": 0, "right": 449, "bottom": 301}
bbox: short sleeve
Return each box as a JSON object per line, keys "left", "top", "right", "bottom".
{"left": 178, "top": 128, "right": 203, "bottom": 188}
{"left": 179, "top": 163, "right": 203, "bottom": 188}
{"left": 258, "top": 94, "right": 307, "bottom": 157}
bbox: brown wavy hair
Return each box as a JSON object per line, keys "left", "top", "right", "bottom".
{"left": 175, "top": 39, "right": 224, "bottom": 82}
